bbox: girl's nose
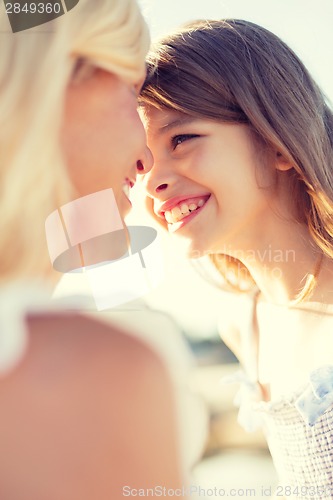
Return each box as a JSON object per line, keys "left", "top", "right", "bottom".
{"left": 141, "top": 157, "right": 176, "bottom": 198}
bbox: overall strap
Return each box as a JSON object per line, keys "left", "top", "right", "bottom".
{"left": 240, "top": 288, "right": 261, "bottom": 384}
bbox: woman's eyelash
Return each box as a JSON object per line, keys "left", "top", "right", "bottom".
{"left": 171, "top": 134, "right": 200, "bottom": 150}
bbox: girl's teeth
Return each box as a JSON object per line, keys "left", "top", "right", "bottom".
{"left": 171, "top": 206, "right": 182, "bottom": 218}
{"left": 180, "top": 204, "right": 190, "bottom": 214}
{"left": 165, "top": 211, "right": 173, "bottom": 223}
{"left": 164, "top": 198, "right": 207, "bottom": 224}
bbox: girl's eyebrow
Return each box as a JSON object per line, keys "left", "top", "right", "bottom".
{"left": 158, "top": 117, "right": 200, "bottom": 135}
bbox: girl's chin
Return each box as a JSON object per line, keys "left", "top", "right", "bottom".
{"left": 169, "top": 234, "right": 209, "bottom": 260}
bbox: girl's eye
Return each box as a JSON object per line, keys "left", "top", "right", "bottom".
{"left": 171, "top": 134, "right": 200, "bottom": 150}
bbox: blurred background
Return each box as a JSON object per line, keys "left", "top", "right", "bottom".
{"left": 126, "top": 0, "right": 333, "bottom": 496}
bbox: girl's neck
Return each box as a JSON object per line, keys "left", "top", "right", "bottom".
{"left": 237, "top": 220, "right": 333, "bottom": 307}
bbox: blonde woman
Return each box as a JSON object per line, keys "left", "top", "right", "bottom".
{"left": 0, "top": 1, "right": 205, "bottom": 498}
{"left": 140, "top": 19, "right": 333, "bottom": 499}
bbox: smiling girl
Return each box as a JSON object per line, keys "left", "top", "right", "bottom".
{"left": 140, "top": 19, "right": 333, "bottom": 499}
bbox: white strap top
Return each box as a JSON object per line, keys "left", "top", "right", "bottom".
{"left": 0, "top": 282, "right": 91, "bottom": 376}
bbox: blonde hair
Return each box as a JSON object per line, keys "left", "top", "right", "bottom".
{"left": 0, "top": 0, "right": 150, "bottom": 283}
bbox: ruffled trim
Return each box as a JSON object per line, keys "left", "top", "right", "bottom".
{"left": 295, "top": 365, "right": 333, "bottom": 426}
{"left": 222, "top": 365, "right": 333, "bottom": 431}
{"left": 222, "top": 369, "right": 265, "bottom": 432}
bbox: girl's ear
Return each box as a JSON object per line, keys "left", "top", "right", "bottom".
{"left": 275, "top": 151, "right": 294, "bottom": 171}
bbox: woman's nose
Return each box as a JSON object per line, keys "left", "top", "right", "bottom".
{"left": 136, "top": 146, "right": 154, "bottom": 175}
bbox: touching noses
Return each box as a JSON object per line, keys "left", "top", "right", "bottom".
{"left": 136, "top": 146, "right": 154, "bottom": 175}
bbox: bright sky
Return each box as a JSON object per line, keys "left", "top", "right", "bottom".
{"left": 129, "top": 0, "right": 333, "bottom": 337}
{"left": 139, "top": 0, "right": 333, "bottom": 100}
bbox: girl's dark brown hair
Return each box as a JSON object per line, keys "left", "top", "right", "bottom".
{"left": 140, "top": 19, "right": 333, "bottom": 299}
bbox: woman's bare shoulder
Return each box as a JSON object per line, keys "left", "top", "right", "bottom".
{"left": 11, "top": 311, "right": 171, "bottom": 405}
{"left": 28, "top": 311, "right": 161, "bottom": 366}
{"left": 0, "top": 313, "right": 181, "bottom": 499}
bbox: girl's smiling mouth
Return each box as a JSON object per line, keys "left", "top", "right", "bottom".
{"left": 157, "top": 194, "right": 211, "bottom": 230}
